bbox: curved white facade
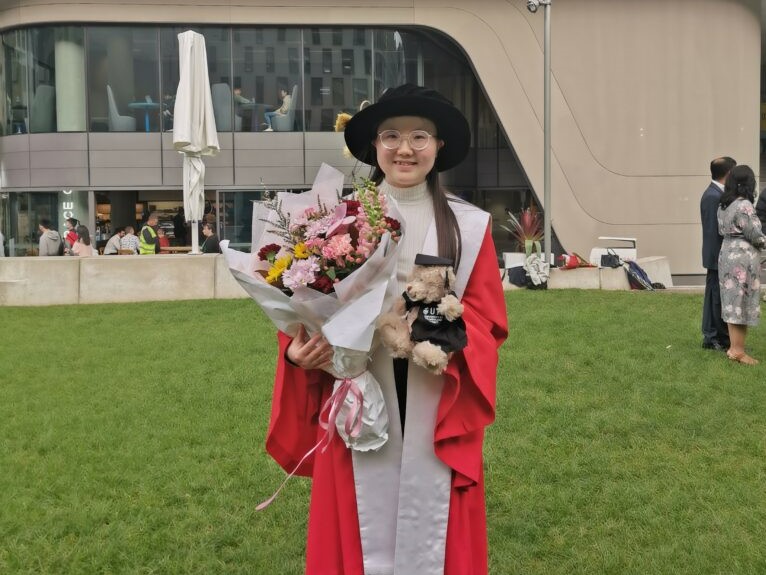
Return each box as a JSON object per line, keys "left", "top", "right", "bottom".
{"left": 0, "top": 0, "right": 761, "bottom": 274}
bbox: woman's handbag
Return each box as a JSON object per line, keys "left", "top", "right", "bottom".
{"left": 600, "top": 248, "right": 622, "bottom": 268}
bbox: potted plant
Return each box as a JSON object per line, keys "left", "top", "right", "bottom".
{"left": 500, "top": 206, "right": 549, "bottom": 288}
{"left": 501, "top": 205, "right": 543, "bottom": 258}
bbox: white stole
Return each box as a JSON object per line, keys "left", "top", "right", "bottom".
{"left": 352, "top": 200, "right": 490, "bottom": 574}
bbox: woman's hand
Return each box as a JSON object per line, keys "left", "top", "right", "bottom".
{"left": 286, "top": 324, "right": 334, "bottom": 370}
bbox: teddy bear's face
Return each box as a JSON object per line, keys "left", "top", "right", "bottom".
{"left": 405, "top": 265, "right": 455, "bottom": 303}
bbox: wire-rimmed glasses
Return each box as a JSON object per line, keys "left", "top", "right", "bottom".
{"left": 377, "top": 129, "right": 435, "bottom": 151}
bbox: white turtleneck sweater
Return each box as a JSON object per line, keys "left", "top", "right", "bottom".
{"left": 378, "top": 180, "right": 434, "bottom": 293}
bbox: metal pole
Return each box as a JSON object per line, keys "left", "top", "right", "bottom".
{"left": 543, "top": 0, "right": 552, "bottom": 266}
{"left": 191, "top": 221, "right": 200, "bottom": 254}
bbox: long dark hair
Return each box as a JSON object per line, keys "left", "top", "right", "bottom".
{"left": 720, "top": 164, "right": 756, "bottom": 209}
{"left": 76, "top": 225, "right": 91, "bottom": 246}
{"left": 371, "top": 165, "right": 462, "bottom": 270}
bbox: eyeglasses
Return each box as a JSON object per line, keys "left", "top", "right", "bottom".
{"left": 377, "top": 129, "right": 435, "bottom": 151}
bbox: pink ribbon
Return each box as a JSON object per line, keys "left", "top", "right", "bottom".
{"left": 256, "top": 376, "right": 364, "bottom": 511}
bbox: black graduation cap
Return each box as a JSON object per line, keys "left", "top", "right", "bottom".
{"left": 414, "top": 253, "right": 454, "bottom": 267}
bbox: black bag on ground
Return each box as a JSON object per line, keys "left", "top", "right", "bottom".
{"left": 507, "top": 266, "right": 529, "bottom": 287}
{"left": 600, "top": 248, "right": 621, "bottom": 268}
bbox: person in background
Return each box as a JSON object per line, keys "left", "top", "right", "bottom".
{"left": 200, "top": 222, "right": 221, "bottom": 253}
{"left": 717, "top": 164, "right": 765, "bottom": 365}
{"left": 755, "top": 190, "right": 766, "bottom": 302}
{"left": 71, "top": 225, "right": 94, "bottom": 257}
{"left": 263, "top": 86, "right": 291, "bottom": 131}
{"left": 63, "top": 217, "right": 79, "bottom": 254}
{"left": 233, "top": 86, "right": 251, "bottom": 104}
{"left": 103, "top": 227, "right": 125, "bottom": 255}
{"left": 38, "top": 218, "right": 62, "bottom": 256}
{"left": 700, "top": 156, "right": 736, "bottom": 351}
{"left": 755, "top": 188, "right": 766, "bottom": 230}
{"left": 173, "top": 207, "right": 187, "bottom": 246}
{"left": 157, "top": 228, "right": 171, "bottom": 250}
{"left": 120, "top": 226, "right": 140, "bottom": 254}
{"left": 162, "top": 92, "right": 175, "bottom": 131}
{"left": 139, "top": 213, "right": 160, "bottom": 255}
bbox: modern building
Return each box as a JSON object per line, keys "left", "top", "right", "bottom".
{"left": 0, "top": 0, "right": 762, "bottom": 279}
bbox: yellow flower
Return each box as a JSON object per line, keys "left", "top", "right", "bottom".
{"left": 293, "top": 242, "right": 310, "bottom": 259}
{"left": 265, "top": 254, "right": 292, "bottom": 284}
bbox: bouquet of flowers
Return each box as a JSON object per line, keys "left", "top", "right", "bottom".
{"left": 221, "top": 163, "right": 403, "bottom": 454}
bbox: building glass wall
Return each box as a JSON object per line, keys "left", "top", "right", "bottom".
{"left": 0, "top": 24, "right": 530, "bottom": 257}
{"left": 2, "top": 29, "right": 29, "bottom": 135}
{"left": 29, "top": 26, "right": 86, "bottom": 133}
{"left": 0, "top": 190, "right": 89, "bottom": 256}
{"left": 232, "top": 28, "right": 302, "bottom": 132}
{"left": 88, "top": 26, "right": 159, "bottom": 132}
{"left": 1, "top": 25, "right": 490, "bottom": 137}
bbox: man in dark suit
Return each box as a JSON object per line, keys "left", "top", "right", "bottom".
{"left": 700, "top": 156, "right": 736, "bottom": 350}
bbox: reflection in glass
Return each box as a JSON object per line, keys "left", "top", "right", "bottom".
{"left": 88, "top": 26, "right": 159, "bottom": 132}
{"left": 29, "top": 26, "right": 86, "bottom": 133}
{"left": 233, "top": 28, "right": 301, "bottom": 132}
{"left": 2, "top": 30, "right": 30, "bottom": 135}
{"left": 304, "top": 28, "right": 371, "bottom": 132}
{"left": 219, "top": 190, "right": 264, "bottom": 249}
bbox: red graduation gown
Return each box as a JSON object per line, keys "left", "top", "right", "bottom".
{"left": 265, "top": 225, "right": 508, "bottom": 574}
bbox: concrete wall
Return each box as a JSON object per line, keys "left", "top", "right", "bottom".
{"left": 0, "top": 254, "right": 248, "bottom": 306}
{"left": 0, "top": 0, "right": 761, "bottom": 276}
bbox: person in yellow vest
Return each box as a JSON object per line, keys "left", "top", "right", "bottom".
{"left": 139, "top": 213, "right": 160, "bottom": 255}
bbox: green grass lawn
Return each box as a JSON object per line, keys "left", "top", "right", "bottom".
{"left": 1, "top": 290, "right": 765, "bottom": 574}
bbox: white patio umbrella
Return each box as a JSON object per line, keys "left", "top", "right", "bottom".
{"left": 173, "top": 30, "right": 219, "bottom": 254}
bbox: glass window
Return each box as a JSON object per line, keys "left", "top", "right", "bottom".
{"left": 1, "top": 191, "right": 88, "bottom": 256}
{"left": 342, "top": 49, "right": 354, "bottom": 75}
{"left": 373, "top": 30, "right": 410, "bottom": 99}
{"left": 232, "top": 28, "right": 301, "bottom": 132}
{"left": 288, "top": 47, "right": 299, "bottom": 75}
{"left": 2, "top": 29, "right": 30, "bottom": 135}
{"left": 304, "top": 28, "right": 371, "bottom": 131}
{"left": 28, "top": 26, "right": 86, "bottom": 133}
{"left": 161, "top": 27, "right": 231, "bottom": 132}
{"left": 88, "top": 26, "right": 159, "bottom": 132}
{"left": 219, "top": 190, "right": 264, "bottom": 249}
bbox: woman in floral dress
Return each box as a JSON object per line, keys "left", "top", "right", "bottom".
{"left": 717, "top": 164, "right": 766, "bottom": 364}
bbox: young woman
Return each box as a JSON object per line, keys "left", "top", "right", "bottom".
{"left": 71, "top": 224, "right": 94, "bottom": 257}
{"left": 63, "top": 217, "right": 79, "bottom": 255}
{"left": 266, "top": 84, "right": 508, "bottom": 575}
{"left": 717, "top": 164, "right": 765, "bottom": 364}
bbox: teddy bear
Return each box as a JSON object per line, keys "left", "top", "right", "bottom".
{"left": 377, "top": 254, "right": 468, "bottom": 374}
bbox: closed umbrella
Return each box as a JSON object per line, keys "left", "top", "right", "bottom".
{"left": 173, "top": 30, "right": 219, "bottom": 254}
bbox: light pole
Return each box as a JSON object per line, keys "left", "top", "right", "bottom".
{"left": 527, "top": 0, "right": 552, "bottom": 265}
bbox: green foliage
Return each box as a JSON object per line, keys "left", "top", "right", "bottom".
{"left": 501, "top": 206, "right": 543, "bottom": 256}
{"left": 1, "top": 292, "right": 765, "bottom": 574}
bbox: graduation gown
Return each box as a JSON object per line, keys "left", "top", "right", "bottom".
{"left": 266, "top": 222, "right": 508, "bottom": 575}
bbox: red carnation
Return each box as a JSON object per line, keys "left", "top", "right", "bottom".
{"left": 257, "top": 243, "right": 281, "bottom": 262}
{"left": 309, "top": 273, "right": 335, "bottom": 294}
{"left": 343, "top": 199, "right": 361, "bottom": 217}
{"left": 384, "top": 217, "right": 401, "bottom": 231}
